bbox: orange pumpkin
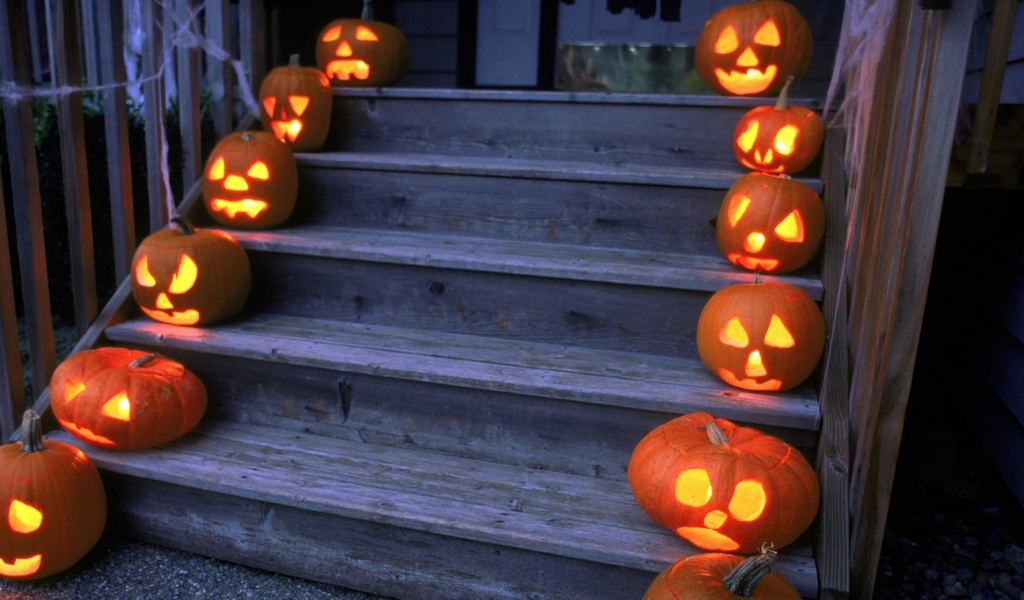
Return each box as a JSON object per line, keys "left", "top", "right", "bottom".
{"left": 716, "top": 172, "right": 824, "bottom": 273}
{"left": 695, "top": 0, "right": 812, "bottom": 97}
{"left": 628, "top": 412, "right": 819, "bottom": 554}
{"left": 642, "top": 547, "right": 800, "bottom": 600}
{"left": 733, "top": 77, "right": 824, "bottom": 174}
{"left": 0, "top": 411, "right": 106, "bottom": 580}
{"left": 131, "top": 217, "right": 251, "bottom": 327}
{"left": 315, "top": 18, "right": 409, "bottom": 87}
{"left": 50, "top": 348, "right": 207, "bottom": 450}
{"left": 696, "top": 280, "right": 824, "bottom": 392}
{"left": 259, "top": 54, "right": 333, "bottom": 151}
{"left": 202, "top": 130, "right": 299, "bottom": 229}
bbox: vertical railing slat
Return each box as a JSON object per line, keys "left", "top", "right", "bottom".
{"left": 0, "top": 158, "right": 25, "bottom": 440}
{"left": 50, "top": 0, "right": 99, "bottom": 335}
{"left": 141, "top": 0, "right": 167, "bottom": 232}
{"left": 239, "top": 0, "right": 266, "bottom": 104}
{"left": 176, "top": 0, "right": 203, "bottom": 187}
{"left": 80, "top": 0, "right": 100, "bottom": 85}
{"left": 206, "top": 0, "right": 234, "bottom": 139}
{"left": 97, "top": 0, "right": 136, "bottom": 280}
{"left": 0, "top": 0, "right": 57, "bottom": 403}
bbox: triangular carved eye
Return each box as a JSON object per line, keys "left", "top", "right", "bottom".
{"left": 101, "top": 392, "right": 131, "bottom": 421}
{"left": 727, "top": 194, "right": 751, "bottom": 227}
{"left": 247, "top": 161, "right": 270, "bottom": 180}
{"left": 754, "top": 20, "right": 781, "bottom": 47}
{"left": 720, "top": 317, "right": 750, "bottom": 348}
{"left": 262, "top": 96, "right": 276, "bottom": 117}
{"left": 356, "top": 25, "right": 379, "bottom": 41}
{"left": 9, "top": 499, "right": 43, "bottom": 533}
{"left": 774, "top": 210, "right": 805, "bottom": 243}
{"left": 169, "top": 255, "right": 199, "bottom": 294}
{"left": 288, "top": 95, "right": 310, "bottom": 117}
{"left": 773, "top": 125, "right": 799, "bottom": 156}
{"left": 764, "top": 314, "right": 796, "bottom": 348}
{"left": 714, "top": 25, "right": 740, "bottom": 54}
{"left": 208, "top": 157, "right": 226, "bottom": 181}
{"left": 135, "top": 255, "right": 156, "bottom": 287}
{"left": 737, "top": 121, "right": 759, "bottom": 153}
{"left": 321, "top": 24, "right": 342, "bottom": 42}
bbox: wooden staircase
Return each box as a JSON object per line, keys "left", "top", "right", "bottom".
{"left": 48, "top": 88, "right": 829, "bottom": 599}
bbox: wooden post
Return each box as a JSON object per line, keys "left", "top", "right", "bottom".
{"left": 845, "top": 3, "right": 975, "bottom": 599}
{"left": 966, "top": 0, "right": 1018, "bottom": 174}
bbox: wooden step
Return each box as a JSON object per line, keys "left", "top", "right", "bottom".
{"left": 45, "top": 420, "right": 819, "bottom": 599}
{"left": 325, "top": 88, "right": 825, "bottom": 174}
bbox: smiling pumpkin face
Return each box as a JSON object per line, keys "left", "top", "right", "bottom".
{"left": 202, "top": 130, "right": 298, "bottom": 229}
{"left": 695, "top": 0, "right": 812, "bottom": 96}
{"left": 315, "top": 19, "right": 409, "bottom": 87}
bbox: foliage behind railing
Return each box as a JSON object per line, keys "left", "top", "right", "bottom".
{"left": 0, "top": 0, "right": 266, "bottom": 440}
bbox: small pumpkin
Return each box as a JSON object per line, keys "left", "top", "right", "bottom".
{"left": 202, "top": 130, "right": 299, "bottom": 229}
{"left": 0, "top": 410, "right": 106, "bottom": 580}
{"left": 50, "top": 347, "right": 207, "bottom": 450}
{"left": 315, "top": 15, "right": 409, "bottom": 87}
{"left": 259, "top": 54, "right": 333, "bottom": 151}
{"left": 716, "top": 172, "right": 824, "bottom": 273}
{"left": 696, "top": 280, "right": 824, "bottom": 392}
{"left": 642, "top": 547, "right": 800, "bottom": 600}
{"left": 733, "top": 77, "right": 824, "bottom": 174}
{"left": 131, "top": 217, "right": 251, "bottom": 327}
{"left": 628, "top": 412, "right": 819, "bottom": 554}
{"left": 695, "top": 0, "right": 812, "bottom": 97}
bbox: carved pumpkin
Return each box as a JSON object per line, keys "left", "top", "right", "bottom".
{"left": 259, "top": 54, "right": 332, "bottom": 152}
{"left": 202, "top": 130, "right": 298, "bottom": 229}
{"left": 315, "top": 18, "right": 409, "bottom": 87}
{"left": 696, "top": 280, "right": 824, "bottom": 392}
{"left": 131, "top": 217, "right": 251, "bottom": 327}
{"left": 628, "top": 412, "right": 819, "bottom": 554}
{"left": 716, "top": 173, "right": 824, "bottom": 273}
{"left": 50, "top": 348, "right": 207, "bottom": 450}
{"left": 695, "top": 0, "right": 812, "bottom": 97}
{"left": 733, "top": 77, "right": 824, "bottom": 174}
{"left": 0, "top": 411, "right": 106, "bottom": 580}
{"left": 642, "top": 547, "right": 800, "bottom": 600}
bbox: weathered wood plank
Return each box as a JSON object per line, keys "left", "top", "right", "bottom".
{"left": 47, "top": 422, "right": 820, "bottom": 597}
{"left": 104, "top": 315, "right": 820, "bottom": 431}
{"left": 0, "top": 159, "right": 24, "bottom": 438}
{"left": 141, "top": 0, "right": 168, "bottom": 232}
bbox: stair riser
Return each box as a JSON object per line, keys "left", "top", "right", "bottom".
{"left": 328, "top": 94, "right": 746, "bottom": 170}
{"left": 295, "top": 166, "right": 725, "bottom": 256}
{"left": 247, "top": 251, "right": 709, "bottom": 360}
{"left": 102, "top": 474, "right": 658, "bottom": 600}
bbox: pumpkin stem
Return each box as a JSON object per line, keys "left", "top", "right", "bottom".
{"left": 288, "top": 53, "right": 301, "bottom": 67}
{"left": 722, "top": 545, "right": 779, "bottom": 598}
{"left": 129, "top": 353, "right": 159, "bottom": 368}
{"left": 704, "top": 420, "right": 730, "bottom": 445}
{"left": 775, "top": 76, "right": 795, "bottom": 111}
{"left": 170, "top": 216, "right": 196, "bottom": 236}
{"left": 361, "top": 0, "right": 374, "bottom": 20}
{"left": 20, "top": 410, "right": 46, "bottom": 453}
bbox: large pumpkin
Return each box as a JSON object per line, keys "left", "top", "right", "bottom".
{"left": 202, "top": 130, "right": 299, "bottom": 229}
{"left": 716, "top": 172, "right": 824, "bottom": 273}
{"left": 259, "top": 54, "right": 332, "bottom": 152}
{"left": 131, "top": 217, "right": 251, "bottom": 327}
{"left": 695, "top": 0, "right": 812, "bottom": 97}
{"left": 628, "top": 412, "right": 819, "bottom": 554}
{"left": 315, "top": 18, "right": 409, "bottom": 87}
{"left": 50, "top": 347, "right": 207, "bottom": 450}
{"left": 642, "top": 547, "right": 800, "bottom": 600}
{"left": 696, "top": 280, "right": 824, "bottom": 392}
{"left": 0, "top": 411, "right": 106, "bottom": 580}
{"left": 733, "top": 77, "right": 824, "bottom": 174}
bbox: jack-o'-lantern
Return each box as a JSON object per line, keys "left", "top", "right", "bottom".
{"left": 202, "top": 130, "right": 298, "bottom": 229}
{"left": 0, "top": 410, "right": 106, "bottom": 580}
{"left": 697, "top": 280, "right": 824, "bottom": 391}
{"left": 131, "top": 217, "right": 251, "bottom": 327}
{"left": 716, "top": 173, "right": 824, "bottom": 273}
{"left": 50, "top": 347, "right": 207, "bottom": 450}
{"left": 695, "top": 0, "right": 812, "bottom": 96}
{"left": 628, "top": 412, "right": 819, "bottom": 554}
{"left": 259, "top": 54, "right": 332, "bottom": 151}
{"left": 733, "top": 77, "right": 824, "bottom": 174}
{"left": 315, "top": 18, "right": 409, "bottom": 87}
{"left": 642, "top": 546, "right": 801, "bottom": 600}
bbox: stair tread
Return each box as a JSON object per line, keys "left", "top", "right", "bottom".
{"left": 105, "top": 314, "right": 820, "bottom": 431}
{"left": 297, "top": 151, "right": 824, "bottom": 193}
{"left": 45, "top": 420, "right": 818, "bottom": 597}
{"left": 229, "top": 226, "right": 824, "bottom": 300}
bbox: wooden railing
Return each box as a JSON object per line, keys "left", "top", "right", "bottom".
{"left": 0, "top": 0, "right": 266, "bottom": 440}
